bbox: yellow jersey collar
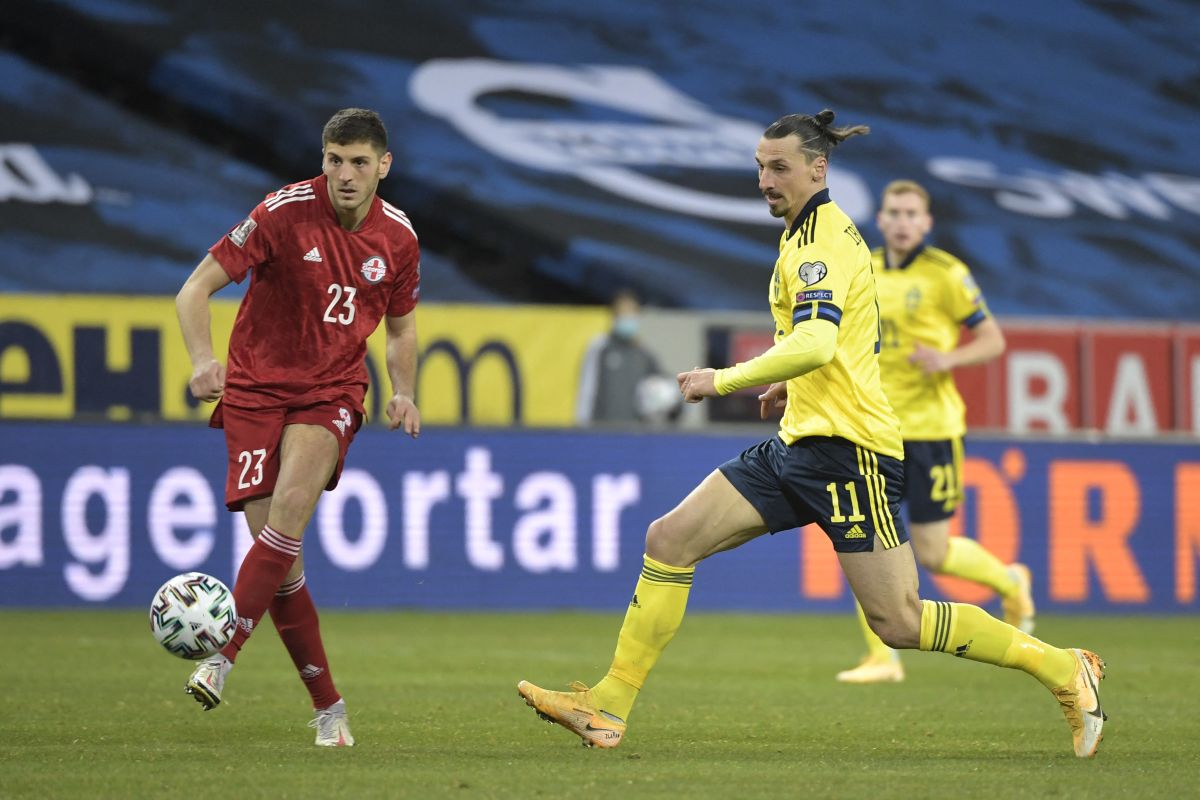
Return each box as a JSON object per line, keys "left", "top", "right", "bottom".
{"left": 785, "top": 188, "right": 831, "bottom": 239}
{"left": 885, "top": 242, "right": 926, "bottom": 270}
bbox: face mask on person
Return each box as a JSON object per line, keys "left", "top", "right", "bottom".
{"left": 613, "top": 315, "right": 640, "bottom": 339}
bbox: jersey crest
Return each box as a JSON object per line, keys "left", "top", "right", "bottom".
{"left": 360, "top": 256, "right": 387, "bottom": 284}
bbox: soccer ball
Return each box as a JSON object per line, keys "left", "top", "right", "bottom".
{"left": 636, "top": 374, "right": 682, "bottom": 423}
{"left": 149, "top": 572, "right": 238, "bottom": 660}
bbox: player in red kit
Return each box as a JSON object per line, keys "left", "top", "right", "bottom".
{"left": 174, "top": 108, "right": 420, "bottom": 746}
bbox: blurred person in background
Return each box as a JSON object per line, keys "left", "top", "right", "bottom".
{"left": 517, "top": 110, "right": 1105, "bottom": 759}
{"left": 836, "top": 179, "right": 1031, "bottom": 684}
{"left": 175, "top": 107, "right": 421, "bottom": 747}
{"left": 576, "top": 288, "right": 679, "bottom": 426}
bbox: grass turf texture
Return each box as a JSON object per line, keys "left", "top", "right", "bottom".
{"left": 2, "top": 610, "right": 1192, "bottom": 799}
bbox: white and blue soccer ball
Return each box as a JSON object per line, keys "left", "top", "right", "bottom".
{"left": 149, "top": 572, "right": 238, "bottom": 660}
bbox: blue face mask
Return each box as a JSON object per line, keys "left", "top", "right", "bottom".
{"left": 613, "top": 316, "right": 640, "bottom": 339}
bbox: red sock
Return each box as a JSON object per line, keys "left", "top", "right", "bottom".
{"left": 220, "top": 525, "right": 301, "bottom": 663}
{"left": 270, "top": 573, "right": 341, "bottom": 710}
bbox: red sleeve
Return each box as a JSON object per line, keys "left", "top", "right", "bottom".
{"left": 387, "top": 238, "right": 421, "bottom": 317}
{"left": 208, "top": 202, "right": 273, "bottom": 283}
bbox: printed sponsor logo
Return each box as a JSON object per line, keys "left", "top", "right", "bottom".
{"left": 0, "top": 144, "right": 93, "bottom": 205}
{"left": 409, "top": 60, "right": 872, "bottom": 224}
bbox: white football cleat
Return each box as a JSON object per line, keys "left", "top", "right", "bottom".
{"left": 836, "top": 654, "right": 905, "bottom": 684}
{"left": 185, "top": 655, "right": 232, "bottom": 710}
{"left": 309, "top": 698, "right": 355, "bottom": 747}
{"left": 1051, "top": 649, "right": 1107, "bottom": 758}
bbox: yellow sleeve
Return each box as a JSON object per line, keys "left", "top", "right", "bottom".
{"left": 945, "top": 261, "right": 989, "bottom": 327}
{"left": 713, "top": 319, "right": 838, "bottom": 394}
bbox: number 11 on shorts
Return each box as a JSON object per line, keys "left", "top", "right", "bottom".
{"left": 826, "top": 481, "right": 867, "bottom": 523}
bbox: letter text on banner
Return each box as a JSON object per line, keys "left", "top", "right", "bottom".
{"left": 800, "top": 524, "right": 843, "bottom": 599}
{"left": 1086, "top": 329, "right": 1172, "bottom": 435}
{"left": 1048, "top": 460, "right": 1148, "bottom": 602}
{"left": 1176, "top": 464, "right": 1200, "bottom": 604}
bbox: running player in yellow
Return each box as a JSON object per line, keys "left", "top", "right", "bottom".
{"left": 516, "top": 110, "right": 1106, "bottom": 758}
{"left": 836, "top": 180, "right": 1035, "bottom": 684}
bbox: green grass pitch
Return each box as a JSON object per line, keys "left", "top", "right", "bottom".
{"left": 3, "top": 610, "right": 1194, "bottom": 799}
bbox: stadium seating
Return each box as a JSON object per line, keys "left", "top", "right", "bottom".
{"left": 3, "top": 0, "right": 1197, "bottom": 315}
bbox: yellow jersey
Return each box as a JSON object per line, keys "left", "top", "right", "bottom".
{"left": 717, "top": 190, "right": 902, "bottom": 459}
{"left": 873, "top": 244, "right": 990, "bottom": 440}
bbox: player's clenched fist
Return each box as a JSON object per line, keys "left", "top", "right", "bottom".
{"left": 189, "top": 359, "right": 226, "bottom": 402}
{"left": 677, "top": 367, "right": 718, "bottom": 404}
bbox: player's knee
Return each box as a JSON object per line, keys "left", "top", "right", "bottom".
{"left": 645, "top": 516, "right": 686, "bottom": 565}
{"left": 265, "top": 485, "right": 317, "bottom": 536}
{"left": 866, "top": 595, "right": 922, "bottom": 649}
{"left": 914, "top": 545, "right": 943, "bottom": 572}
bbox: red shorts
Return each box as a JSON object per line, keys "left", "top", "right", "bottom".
{"left": 209, "top": 400, "right": 363, "bottom": 511}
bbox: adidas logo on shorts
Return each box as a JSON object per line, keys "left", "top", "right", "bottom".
{"left": 304, "top": 247, "right": 322, "bottom": 262}
{"left": 844, "top": 523, "right": 867, "bottom": 539}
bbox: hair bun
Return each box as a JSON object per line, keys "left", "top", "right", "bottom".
{"left": 812, "top": 109, "right": 835, "bottom": 129}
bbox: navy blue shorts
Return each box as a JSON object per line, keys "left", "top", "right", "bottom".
{"left": 718, "top": 435, "right": 908, "bottom": 553}
{"left": 903, "top": 438, "right": 964, "bottom": 524}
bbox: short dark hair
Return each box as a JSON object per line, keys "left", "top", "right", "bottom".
{"left": 322, "top": 108, "right": 388, "bottom": 154}
{"left": 763, "top": 109, "right": 869, "bottom": 160}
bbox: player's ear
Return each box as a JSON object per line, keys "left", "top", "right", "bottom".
{"left": 810, "top": 154, "right": 828, "bottom": 182}
{"left": 378, "top": 151, "right": 393, "bottom": 179}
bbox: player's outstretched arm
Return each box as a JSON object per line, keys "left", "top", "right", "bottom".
{"left": 384, "top": 311, "right": 420, "bottom": 437}
{"left": 176, "top": 254, "right": 233, "bottom": 402}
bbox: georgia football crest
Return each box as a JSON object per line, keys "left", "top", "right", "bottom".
{"left": 360, "top": 255, "right": 387, "bottom": 284}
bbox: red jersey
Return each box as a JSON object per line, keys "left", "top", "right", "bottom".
{"left": 209, "top": 174, "right": 420, "bottom": 412}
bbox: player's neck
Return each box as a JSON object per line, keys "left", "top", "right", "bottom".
{"left": 885, "top": 244, "right": 914, "bottom": 268}
{"left": 784, "top": 183, "right": 826, "bottom": 229}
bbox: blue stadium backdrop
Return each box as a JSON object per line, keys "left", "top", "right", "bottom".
{"left": 3, "top": 1, "right": 1198, "bottom": 318}
{"left": 2, "top": 423, "right": 1196, "bottom": 613}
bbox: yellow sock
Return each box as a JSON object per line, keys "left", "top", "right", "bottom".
{"left": 919, "top": 599, "right": 1076, "bottom": 688}
{"left": 854, "top": 599, "right": 896, "bottom": 661}
{"left": 940, "top": 537, "right": 1017, "bottom": 597}
{"left": 591, "top": 554, "right": 694, "bottom": 720}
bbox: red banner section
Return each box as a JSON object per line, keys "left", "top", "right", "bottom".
{"left": 1175, "top": 327, "right": 1200, "bottom": 433}
{"left": 721, "top": 320, "right": 1198, "bottom": 434}
{"left": 955, "top": 321, "right": 1196, "bottom": 434}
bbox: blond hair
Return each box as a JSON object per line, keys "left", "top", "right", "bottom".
{"left": 881, "top": 179, "right": 931, "bottom": 211}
